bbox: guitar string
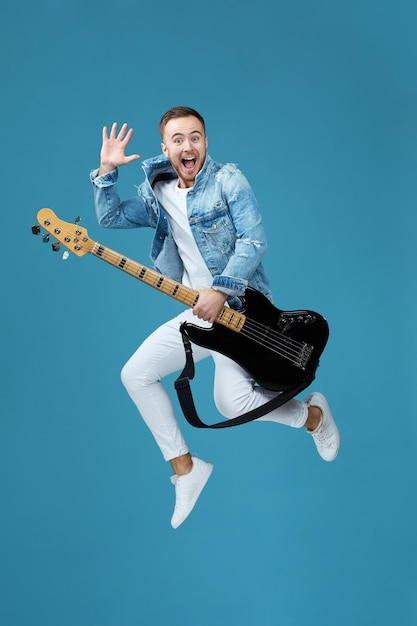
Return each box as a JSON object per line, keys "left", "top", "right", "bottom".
{"left": 96, "top": 245, "right": 312, "bottom": 367}
{"left": 242, "top": 316, "right": 309, "bottom": 356}
{"left": 240, "top": 319, "right": 304, "bottom": 358}
{"left": 240, "top": 321, "right": 308, "bottom": 365}
{"left": 95, "top": 245, "right": 310, "bottom": 364}
{"left": 56, "top": 230, "right": 310, "bottom": 367}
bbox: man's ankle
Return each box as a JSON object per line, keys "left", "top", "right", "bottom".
{"left": 305, "top": 405, "right": 322, "bottom": 432}
{"left": 170, "top": 453, "right": 193, "bottom": 476}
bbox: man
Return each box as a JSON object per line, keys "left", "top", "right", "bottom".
{"left": 90, "top": 107, "right": 340, "bottom": 529}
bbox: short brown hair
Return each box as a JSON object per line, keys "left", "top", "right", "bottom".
{"left": 159, "top": 106, "right": 206, "bottom": 137}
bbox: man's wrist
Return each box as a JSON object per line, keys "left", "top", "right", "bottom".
{"left": 98, "top": 163, "right": 117, "bottom": 176}
{"left": 211, "top": 287, "right": 228, "bottom": 302}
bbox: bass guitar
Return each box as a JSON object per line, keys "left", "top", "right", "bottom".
{"left": 34, "top": 208, "right": 329, "bottom": 393}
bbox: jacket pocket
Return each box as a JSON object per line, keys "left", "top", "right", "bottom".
{"left": 199, "top": 209, "right": 236, "bottom": 255}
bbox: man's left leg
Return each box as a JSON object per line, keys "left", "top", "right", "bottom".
{"left": 212, "top": 352, "right": 340, "bottom": 461}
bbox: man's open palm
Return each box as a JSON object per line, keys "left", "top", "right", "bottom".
{"left": 99, "top": 122, "right": 140, "bottom": 175}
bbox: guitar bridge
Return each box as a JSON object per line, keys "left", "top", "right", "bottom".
{"left": 294, "top": 342, "right": 314, "bottom": 370}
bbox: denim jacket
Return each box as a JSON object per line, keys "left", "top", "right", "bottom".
{"left": 90, "top": 153, "right": 272, "bottom": 307}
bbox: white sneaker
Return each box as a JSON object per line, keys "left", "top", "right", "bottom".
{"left": 170, "top": 457, "right": 214, "bottom": 529}
{"left": 306, "top": 392, "right": 340, "bottom": 461}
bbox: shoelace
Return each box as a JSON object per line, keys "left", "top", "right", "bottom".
{"left": 312, "top": 421, "right": 332, "bottom": 445}
{"left": 172, "top": 475, "right": 190, "bottom": 506}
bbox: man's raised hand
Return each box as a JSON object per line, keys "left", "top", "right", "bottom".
{"left": 98, "top": 122, "right": 141, "bottom": 176}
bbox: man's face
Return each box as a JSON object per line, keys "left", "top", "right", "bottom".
{"left": 161, "top": 116, "right": 208, "bottom": 188}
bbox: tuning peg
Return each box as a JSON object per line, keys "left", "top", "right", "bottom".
{"left": 62, "top": 251, "right": 70, "bottom": 261}
{"left": 75, "top": 216, "right": 81, "bottom": 224}
{"left": 31, "top": 225, "right": 41, "bottom": 235}
{"left": 52, "top": 241, "right": 61, "bottom": 252}
{"left": 42, "top": 234, "right": 50, "bottom": 243}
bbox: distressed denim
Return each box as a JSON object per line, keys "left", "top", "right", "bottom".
{"left": 90, "top": 154, "right": 273, "bottom": 307}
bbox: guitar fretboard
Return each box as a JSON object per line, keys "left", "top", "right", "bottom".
{"left": 91, "top": 242, "right": 246, "bottom": 333}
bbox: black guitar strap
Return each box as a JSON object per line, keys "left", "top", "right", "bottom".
{"left": 174, "top": 326, "right": 315, "bottom": 429}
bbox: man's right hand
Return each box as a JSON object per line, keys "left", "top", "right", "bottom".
{"left": 98, "top": 122, "right": 141, "bottom": 176}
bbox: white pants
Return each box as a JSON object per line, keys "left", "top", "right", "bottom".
{"left": 121, "top": 308, "right": 308, "bottom": 461}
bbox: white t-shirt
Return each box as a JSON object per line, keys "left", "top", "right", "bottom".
{"left": 154, "top": 178, "right": 213, "bottom": 289}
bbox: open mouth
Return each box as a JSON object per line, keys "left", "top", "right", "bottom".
{"left": 182, "top": 157, "right": 196, "bottom": 170}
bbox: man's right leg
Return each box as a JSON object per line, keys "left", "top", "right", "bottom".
{"left": 121, "top": 310, "right": 208, "bottom": 460}
{"left": 120, "top": 309, "right": 214, "bottom": 527}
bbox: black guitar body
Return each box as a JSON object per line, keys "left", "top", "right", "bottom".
{"left": 181, "top": 287, "right": 329, "bottom": 392}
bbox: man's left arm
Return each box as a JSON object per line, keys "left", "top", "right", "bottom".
{"left": 192, "top": 287, "right": 229, "bottom": 323}
{"left": 193, "top": 168, "right": 267, "bottom": 322}
{"left": 211, "top": 167, "right": 268, "bottom": 296}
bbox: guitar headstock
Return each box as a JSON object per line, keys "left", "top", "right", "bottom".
{"left": 34, "top": 208, "right": 93, "bottom": 257}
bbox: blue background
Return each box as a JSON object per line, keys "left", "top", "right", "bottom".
{"left": 1, "top": 1, "right": 416, "bottom": 624}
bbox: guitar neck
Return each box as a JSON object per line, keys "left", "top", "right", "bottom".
{"left": 34, "top": 207, "right": 247, "bottom": 332}
{"left": 92, "top": 241, "right": 198, "bottom": 308}
{"left": 90, "top": 241, "right": 246, "bottom": 332}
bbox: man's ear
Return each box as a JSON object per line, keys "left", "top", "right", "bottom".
{"left": 161, "top": 142, "right": 168, "bottom": 156}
